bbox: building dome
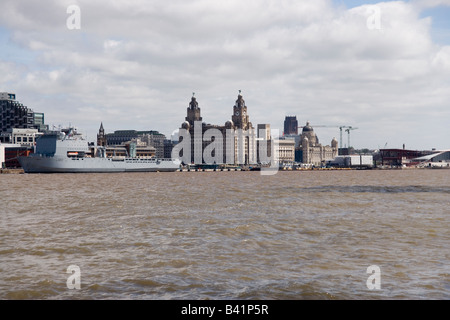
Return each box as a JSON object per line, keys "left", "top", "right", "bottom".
{"left": 331, "top": 137, "right": 338, "bottom": 148}
{"left": 181, "top": 121, "right": 190, "bottom": 129}
{"left": 302, "top": 121, "right": 313, "bottom": 132}
{"left": 225, "top": 120, "right": 234, "bottom": 128}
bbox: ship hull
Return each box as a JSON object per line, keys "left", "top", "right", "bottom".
{"left": 18, "top": 155, "right": 180, "bottom": 173}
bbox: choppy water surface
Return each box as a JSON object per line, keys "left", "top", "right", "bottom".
{"left": 0, "top": 169, "right": 449, "bottom": 299}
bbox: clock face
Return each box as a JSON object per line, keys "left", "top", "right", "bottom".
{"left": 235, "top": 111, "right": 239, "bottom": 116}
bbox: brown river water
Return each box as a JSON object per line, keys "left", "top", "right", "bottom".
{"left": 0, "top": 169, "right": 449, "bottom": 299}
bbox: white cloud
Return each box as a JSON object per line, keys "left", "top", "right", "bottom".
{"left": 432, "top": 45, "right": 450, "bottom": 70}
{"left": 0, "top": 0, "right": 449, "bottom": 150}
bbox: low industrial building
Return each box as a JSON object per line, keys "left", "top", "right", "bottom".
{"left": 411, "top": 150, "right": 450, "bottom": 168}
{"left": 380, "top": 148, "right": 434, "bottom": 167}
{"left": 0, "top": 143, "right": 32, "bottom": 168}
{"left": 328, "top": 155, "right": 374, "bottom": 168}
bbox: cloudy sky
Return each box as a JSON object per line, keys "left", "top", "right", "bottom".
{"left": 1, "top": 0, "right": 449, "bottom": 150}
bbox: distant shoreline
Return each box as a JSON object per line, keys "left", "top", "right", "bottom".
{"left": 2, "top": 166, "right": 449, "bottom": 174}
{"left": 0, "top": 169, "right": 24, "bottom": 174}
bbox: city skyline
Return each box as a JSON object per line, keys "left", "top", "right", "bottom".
{"left": 1, "top": 0, "right": 450, "bottom": 150}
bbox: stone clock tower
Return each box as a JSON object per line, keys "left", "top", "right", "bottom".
{"left": 185, "top": 93, "right": 202, "bottom": 126}
{"left": 97, "top": 122, "right": 107, "bottom": 147}
{"left": 231, "top": 90, "right": 251, "bottom": 130}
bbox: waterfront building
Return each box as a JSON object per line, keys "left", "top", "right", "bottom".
{"left": 227, "top": 92, "right": 257, "bottom": 164}
{"left": 105, "top": 139, "right": 156, "bottom": 158}
{"left": 379, "top": 148, "right": 434, "bottom": 167}
{"left": 0, "top": 128, "right": 43, "bottom": 146}
{"left": 256, "top": 124, "right": 294, "bottom": 165}
{"left": 281, "top": 117, "right": 302, "bottom": 162}
{"left": 283, "top": 133, "right": 301, "bottom": 146}
{"left": 105, "top": 130, "right": 140, "bottom": 145}
{"left": 276, "top": 138, "right": 296, "bottom": 164}
{"left": 257, "top": 124, "right": 271, "bottom": 140}
{"left": 412, "top": 150, "right": 450, "bottom": 168}
{"left": 283, "top": 133, "right": 302, "bottom": 162}
{"left": 11, "top": 128, "right": 43, "bottom": 147}
{"left": 99, "top": 124, "right": 169, "bottom": 158}
{"left": 328, "top": 155, "right": 374, "bottom": 168}
{"left": 0, "top": 143, "right": 32, "bottom": 168}
{"left": 163, "top": 139, "right": 175, "bottom": 159}
{"left": 299, "top": 122, "right": 338, "bottom": 166}
{"left": 0, "top": 92, "right": 48, "bottom": 136}
{"left": 178, "top": 92, "right": 257, "bottom": 165}
{"left": 256, "top": 124, "right": 272, "bottom": 164}
{"left": 140, "top": 131, "right": 166, "bottom": 159}
{"left": 33, "top": 112, "right": 46, "bottom": 132}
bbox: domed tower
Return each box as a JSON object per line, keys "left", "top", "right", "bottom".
{"left": 302, "top": 121, "right": 313, "bottom": 132}
{"left": 331, "top": 137, "right": 338, "bottom": 149}
{"left": 301, "top": 121, "right": 317, "bottom": 146}
{"left": 331, "top": 137, "right": 339, "bottom": 159}
{"left": 185, "top": 93, "right": 202, "bottom": 126}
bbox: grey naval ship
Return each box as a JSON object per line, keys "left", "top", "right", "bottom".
{"left": 18, "top": 128, "right": 181, "bottom": 173}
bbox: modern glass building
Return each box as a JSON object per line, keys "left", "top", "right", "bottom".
{"left": 0, "top": 92, "right": 47, "bottom": 136}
